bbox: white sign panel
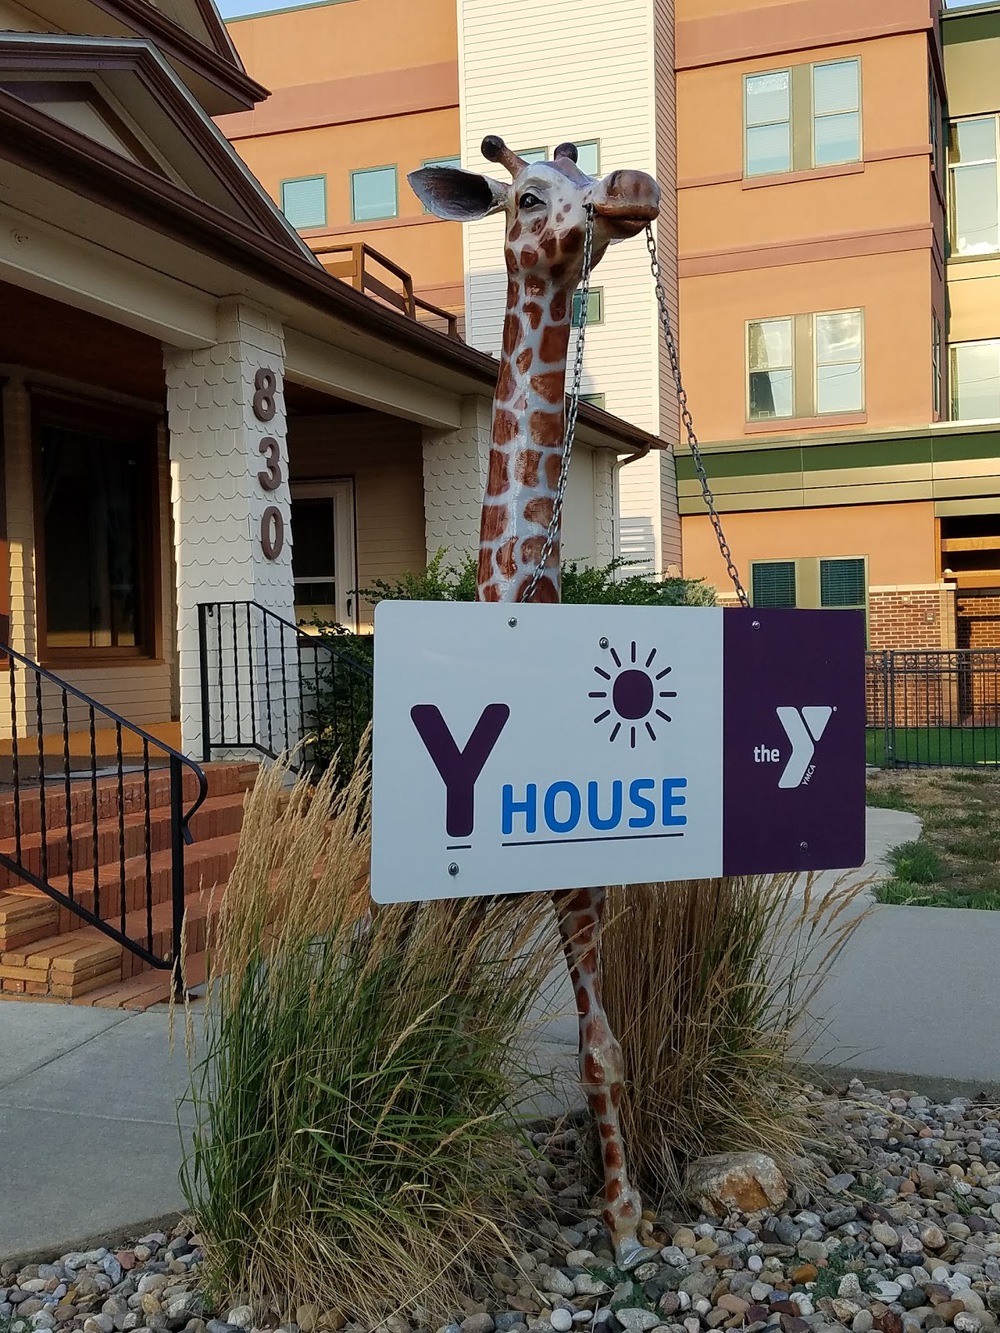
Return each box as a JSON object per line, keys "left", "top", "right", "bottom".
{"left": 371, "top": 601, "right": 724, "bottom": 903}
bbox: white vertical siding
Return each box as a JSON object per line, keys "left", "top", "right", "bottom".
{"left": 457, "top": 0, "right": 678, "bottom": 573}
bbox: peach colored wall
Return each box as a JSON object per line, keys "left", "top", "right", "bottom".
{"left": 682, "top": 501, "right": 938, "bottom": 591}
{"left": 680, "top": 249, "right": 937, "bottom": 438}
{"left": 227, "top": 0, "right": 457, "bottom": 89}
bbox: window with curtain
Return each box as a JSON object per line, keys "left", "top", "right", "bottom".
{"left": 39, "top": 417, "right": 153, "bottom": 652}
{"left": 752, "top": 557, "right": 868, "bottom": 617}
{"left": 820, "top": 557, "right": 866, "bottom": 610}
{"left": 747, "top": 310, "right": 864, "bottom": 420}
{"left": 951, "top": 340, "right": 1000, "bottom": 420}
{"left": 748, "top": 317, "right": 794, "bottom": 419}
{"left": 751, "top": 560, "right": 797, "bottom": 608}
{"left": 744, "top": 58, "right": 861, "bottom": 177}
{"left": 280, "top": 175, "right": 326, "bottom": 229}
{"left": 948, "top": 116, "right": 1000, "bottom": 256}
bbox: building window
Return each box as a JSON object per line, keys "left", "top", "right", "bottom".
{"left": 572, "top": 289, "right": 603, "bottom": 327}
{"left": 580, "top": 392, "right": 606, "bottom": 408}
{"left": 933, "top": 314, "right": 943, "bottom": 416}
{"left": 951, "top": 339, "right": 1000, "bottom": 420}
{"left": 351, "top": 166, "right": 397, "bottom": 222}
{"left": 751, "top": 560, "right": 796, "bottom": 608}
{"left": 517, "top": 147, "right": 548, "bottom": 164}
{"left": 575, "top": 141, "right": 600, "bottom": 175}
{"left": 280, "top": 175, "right": 326, "bottom": 229}
{"left": 747, "top": 310, "right": 864, "bottom": 421}
{"left": 751, "top": 556, "right": 868, "bottom": 613}
{"left": 37, "top": 405, "right": 156, "bottom": 655}
{"left": 744, "top": 58, "right": 861, "bottom": 177}
{"left": 948, "top": 116, "right": 1000, "bottom": 256}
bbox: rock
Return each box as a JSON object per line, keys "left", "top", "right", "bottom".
{"left": 853, "top": 1314, "right": 874, "bottom": 1333}
{"left": 874, "top": 1283, "right": 904, "bottom": 1302}
{"left": 792, "top": 1266, "right": 818, "bottom": 1285}
{"left": 573, "top": 1278, "right": 609, "bottom": 1298}
{"left": 673, "top": 1230, "right": 698, "bottom": 1251}
{"left": 685, "top": 1154, "right": 789, "bottom": 1215}
{"left": 873, "top": 1224, "right": 901, "bottom": 1250}
{"left": 954, "top": 1317, "right": 982, "bottom": 1333}
{"left": 827, "top": 1175, "right": 858, "bottom": 1194}
{"left": 614, "top": 1313, "right": 659, "bottom": 1333}
{"left": 832, "top": 1300, "right": 862, "bottom": 1323}
{"left": 839, "top": 1275, "right": 864, "bottom": 1300}
{"left": 84, "top": 1318, "right": 115, "bottom": 1333}
{"left": 461, "top": 1317, "right": 495, "bottom": 1333}
{"left": 224, "top": 1315, "right": 253, "bottom": 1333}
{"left": 621, "top": 1250, "right": 662, "bottom": 1273}
{"left": 550, "top": 1313, "right": 572, "bottom": 1333}
{"left": 717, "top": 1297, "right": 750, "bottom": 1317}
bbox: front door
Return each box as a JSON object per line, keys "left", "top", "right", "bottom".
{"left": 291, "top": 480, "right": 357, "bottom": 630}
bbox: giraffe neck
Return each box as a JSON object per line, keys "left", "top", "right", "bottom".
{"left": 476, "top": 276, "right": 572, "bottom": 604}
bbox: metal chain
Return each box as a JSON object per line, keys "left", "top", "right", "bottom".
{"left": 521, "top": 203, "right": 595, "bottom": 604}
{"left": 646, "top": 225, "right": 749, "bottom": 607}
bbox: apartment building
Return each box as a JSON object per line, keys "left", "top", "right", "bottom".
{"left": 219, "top": 0, "right": 683, "bottom": 576}
{"left": 676, "top": 0, "right": 1000, "bottom": 652}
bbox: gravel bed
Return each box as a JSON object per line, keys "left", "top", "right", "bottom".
{"left": 4, "top": 1081, "right": 1000, "bottom": 1333}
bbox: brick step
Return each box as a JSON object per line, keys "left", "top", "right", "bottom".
{"left": 0, "top": 892, "right": 59, "bottom": 951}
{"left": 0, "top": 762, "right": 258, "bottom": 841}
{"left": 0, "top": 881, "right": 223, "bottom": 1000}
{"left": 74, "top": 950, "right": 210, "bottom": 1011}
{"left": 0, "top": 791, "right": 247, "bottom": 895}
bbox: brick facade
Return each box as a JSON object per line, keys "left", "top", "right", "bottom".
{"left": 957, "top": 592, "right": 1000, "bottom": 650}
{"left": 867, "top": 584, "right": 956, "bottom": 652}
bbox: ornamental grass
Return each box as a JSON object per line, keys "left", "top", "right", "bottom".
{"left": 601, "top": 871, "right": 871, "bottom": 1206}
{"left": 178, "top": 750, "right": 563, "bottom": 1328}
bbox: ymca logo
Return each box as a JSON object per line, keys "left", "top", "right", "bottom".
{"left": 775, "top": 706, "right": 834, "bottom": 789}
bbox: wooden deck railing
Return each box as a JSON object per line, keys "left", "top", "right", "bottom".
{"left": 313, "top": 242, "right": 461, "bottom": 339}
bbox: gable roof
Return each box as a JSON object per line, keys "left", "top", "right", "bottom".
{"left": 5, "top": 0, "right": 267, "bottom": 113}
{"left": 0, "top": 33, "right": 310, "bottom": 254}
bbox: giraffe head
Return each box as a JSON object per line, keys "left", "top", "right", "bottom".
{"left": 409, "top": 136, "right": 659, "bottom": 294}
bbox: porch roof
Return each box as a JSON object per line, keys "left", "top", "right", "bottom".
{"left": 0, "top": 34, "right": 663, "bottom": 458}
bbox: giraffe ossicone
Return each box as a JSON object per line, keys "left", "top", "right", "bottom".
{"left": 409, "top": 138, "right": 660, "bottom": 1263}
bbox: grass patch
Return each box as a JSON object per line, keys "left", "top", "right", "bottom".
{"left": 179, "top": 753, "right": 563, "bottom": 1327}
{"left": 867, "top": 768, "right": 1000, "bottom": 909}
{"left": 600, "top": 871, "right": 870, "bottom": 1206}
{"left": 866, "top": 727, "right": 1000, "bottom": 768}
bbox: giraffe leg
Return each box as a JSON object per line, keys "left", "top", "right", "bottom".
{"left": 554, "top": 886, "right": 644, "bottom": 1264}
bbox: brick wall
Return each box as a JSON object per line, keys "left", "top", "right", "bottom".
{"left": 868, "top": 584, "right": 956, "bottom": 652}
{"left": 957, "top": 592, "right": 1000, "bottom": 649}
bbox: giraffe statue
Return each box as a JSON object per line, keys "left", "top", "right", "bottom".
{"left": 409, "top": 136, "right": 660, "bottom": 1264}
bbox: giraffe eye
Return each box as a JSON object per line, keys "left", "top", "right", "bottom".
{"left": 519, "top": 192, "right": 543, "bottom": 209}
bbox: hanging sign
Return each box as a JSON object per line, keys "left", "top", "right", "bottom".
{"left": 370, "top": 602, "right": 866, "bottom": 904}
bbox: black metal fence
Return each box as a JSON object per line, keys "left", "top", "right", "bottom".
{"left": 866, "top": 648, "right": 1000, "bottom": 767}
{"left": 0, "top": 643, "right": 207, "bottom": 982}
{"left": 197, "top": 601, "right": 374, "bottom": 780}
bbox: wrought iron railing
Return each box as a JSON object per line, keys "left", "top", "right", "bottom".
{"left": 866, "top": 648, "right": 1000, "bottom": 767}
{"left": 0, "top": 643, "right": 208, "bottom": 983}
{"left": 197, "top": 601, "right": 374, "bottom": 778}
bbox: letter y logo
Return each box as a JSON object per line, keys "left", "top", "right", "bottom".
{"left": 776, "top": 705, "right": 833, "bottom": 789}
{"left": 410, "top": 704, "right": 510, "bottom": 838}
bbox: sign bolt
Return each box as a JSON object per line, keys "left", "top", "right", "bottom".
{"left": 448, "top": 862, "right": 460, "bottom": 876}
{"left": 800, "top": 841, "right": 808, "bottom": 850}
{"left": 508, "top": 617, "right": 518, "bottom": 628}
{"left": 752, "top": 620, "right": 761, "bottom": 630}
{"left": 599, "top": 637, "right": 609, "bottom": 649}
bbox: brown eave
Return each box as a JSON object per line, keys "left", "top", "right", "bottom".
{"left": 0, "top": 89, "right": 659, "bottom": 457}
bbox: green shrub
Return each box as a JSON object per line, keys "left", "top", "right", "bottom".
{"left": 887, "top": 839, "right": 943, "bottom": 884}
{"left": 180, "top": 756, "right": 563, "bottom": 1326}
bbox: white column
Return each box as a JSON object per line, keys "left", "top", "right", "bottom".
{"left": 165, "top": 300, "right": 296, "bottom": 760}
{"left": 421, "top": 395, "right": 490, "bottom": 565}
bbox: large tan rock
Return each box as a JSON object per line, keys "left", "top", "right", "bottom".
{"left": 684, "top": 1151, "right": 789, "bottom": 1214}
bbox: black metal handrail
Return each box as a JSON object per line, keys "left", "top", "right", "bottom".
{"left": 0, "top": 642, "right": 208, "bottom": 985}
{"left": 197, "top": 601, "right": 373, "bottom": 778}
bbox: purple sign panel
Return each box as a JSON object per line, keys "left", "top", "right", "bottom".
{"left": 722, "top": 608, "right": 867, "bottom": 876}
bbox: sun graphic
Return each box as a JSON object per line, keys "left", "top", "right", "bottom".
{"left": 590, "top": 641, "right": 677, "bottom": 747}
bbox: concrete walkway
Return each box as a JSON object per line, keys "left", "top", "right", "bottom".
{"left": 3, "top": 804, "right": 1000, "bottom": 1262}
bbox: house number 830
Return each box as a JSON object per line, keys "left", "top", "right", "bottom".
{"left": 253, "top": 367, "right": 283, "bottom": 559}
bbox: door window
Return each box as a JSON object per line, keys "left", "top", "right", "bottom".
{"left": 291, "top": 481, "right": 357, "bottom": 629}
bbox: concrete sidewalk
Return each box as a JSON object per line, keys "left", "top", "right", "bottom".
{"left": 4, "top": 803, "right": 1000, "bottom": 1262}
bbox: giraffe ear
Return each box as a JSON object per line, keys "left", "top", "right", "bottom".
{"left": 408, "top": 167, "right": 510, "bottom": 221}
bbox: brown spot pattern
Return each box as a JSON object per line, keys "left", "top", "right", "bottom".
{"left": 540, "top": 324, "right": 569, "bottom": 363}
{"left": 551, "top": 262, "right": 566, "bottom": 280}
{"left": 524, "top": 575, "right": 558, "bottom": 603}
{"left": 477, "top": 547, "right": 493, "bottom": 584}
{"left": 496, "top": 361, "right": 515, "bottom": 404}
{"left": 495, "top": 537, "right": 517, "bottom": 579}
{"left": 606, "top": 1179, "right": 622, "bottom": 1203}
{"left": 525, "top": 496, "right": 555, "bottom": 527}
{"left": 502, "top": 313, "right": 521, "bottom": 356}
{"left": 525, "top": 274, "right": 545, "bottom": 298}
{"left": 493, "top": 408, "right": 518, "bottom": 445}
{"left": 583, "top": 1052, "right": 602, "bottom": 1086}
{"left": 520, "top": 536, "right": 545, "bottom": 566}
{"left": 575, "top": 985, "right": 591, "bottom": 1017}
{"left": 545, "top": 453, "right": 563, "bottom": 488}
{"left": 540, "top": 234, "right": 558, "bottom": 259}
{"left": 523, "top": 301, "right": 544, "bottom": 330}
{"left": 610, "top": 1083, "right": 623, "bottom": 1108}
{"left": 509, "top": 220, "right": 522, "bottom": 242}
{"left": 592, "top": 1093, "right": 609, "bottom": 1116}
{"left": 480, "top": 582, "right": 501, "bottom": 602}
{"left": 521, "top": 246, "right": 539, "bottom": 268}
{"left": 599, "top": 1120, "right": 615, "bottom": 1139}
{"left": 487, "top": 450, "right": 509, "bottom": 496}
{"left": 604, "top": 1141, "right": 623, "bottom": 1170}
{"left": 514, "top": 450, "right": 541, "bottom": 486}
{"left": 480, "top": 504, "right": 508, "bottom": 543}
{"left": 550, "top": 291, "right": 568, "bottom": 322}
{"left": 529, "top": 409, "right": 563, "bottom": 445}
{"left": 530, "top": 370, "right": 564, "bottom": 403}
{"left": 516, "top": 348, "right": 534, "bottom": 373}
{"left": 562, "top": 229, "right": 583, "bottom": 256}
